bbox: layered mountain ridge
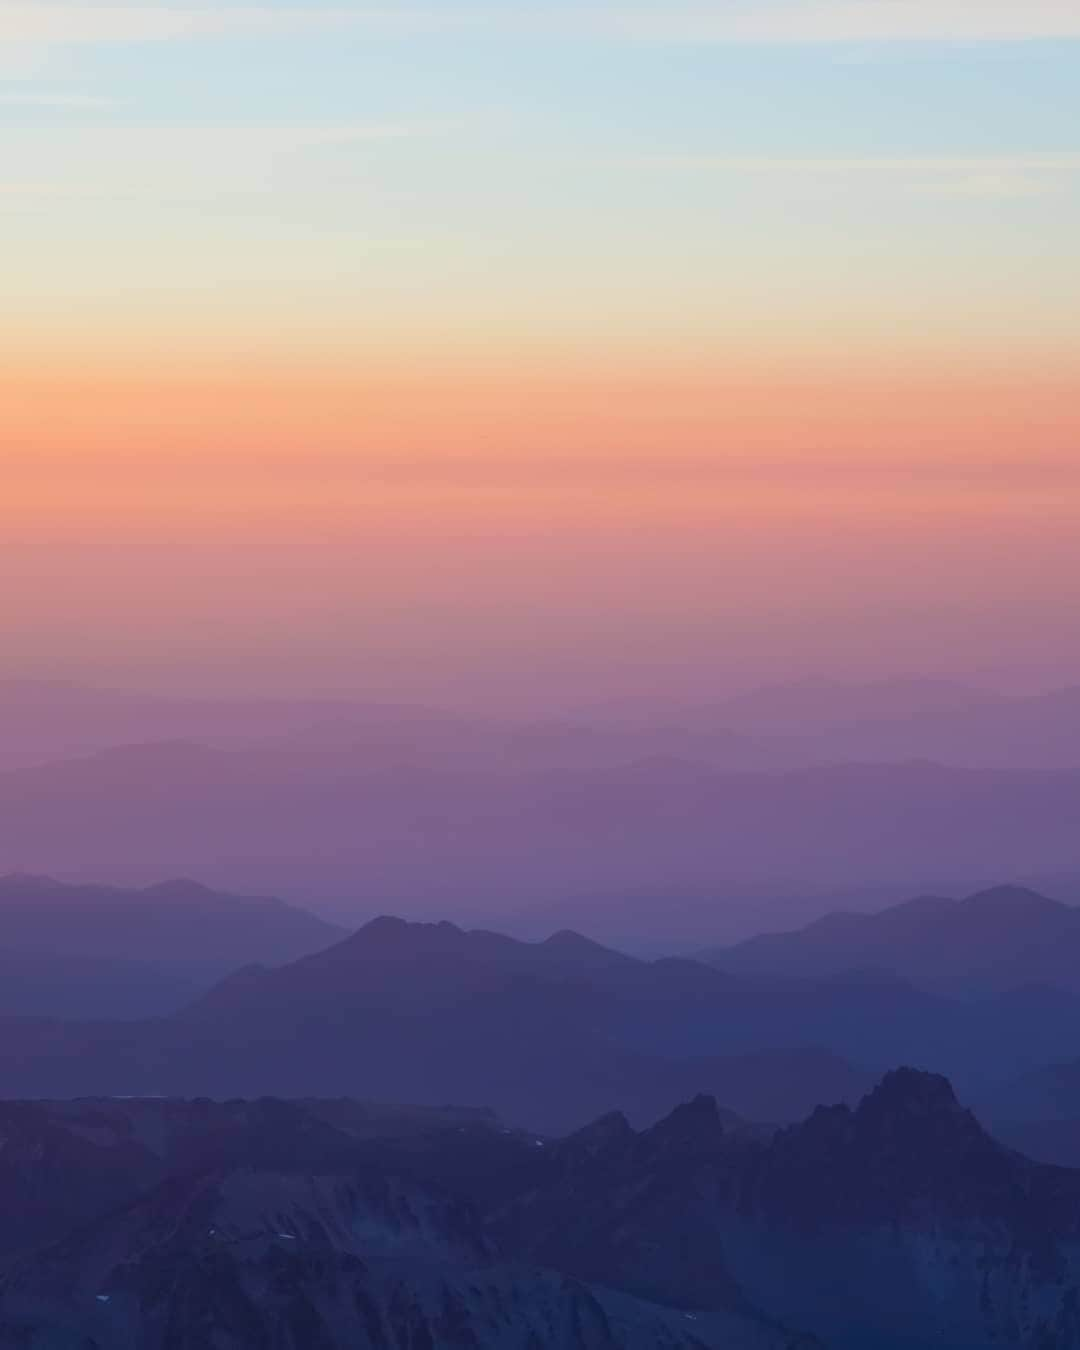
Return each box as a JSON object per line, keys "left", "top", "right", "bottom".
{"left": 3, "top": 903, "right": 1080, "bottom": 1133}
{"left": 0, "top": 873, "right": 343, "bottom": 1017}
{"left": 704, "top": 884, "right": 1080, "bottom": 993}
{"left": 3, "top": 1071, "right": 1080, "bottom": 1348}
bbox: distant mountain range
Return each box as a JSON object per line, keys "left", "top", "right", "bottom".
{"left": 698, "top": 676, "right": 1008, "bottom": 733}
{"left": 596, "top": 676, "right": 1080, "bottom": 768}
{"left": 701, "top": 884, "right": 1080, "bottom": 994}
{"left": 6, "top": 677, "right": 1080, "bottom": 942}
{"left": 0, "top": 914, "right": 878, "bottom": 1131}
{"left": 1, "top": 910, "right": 1079, "bottom": 1134}
{"left": 0, "top": 874, "right": 342, "bottom": 1017}
{"left": 5, "top": 742, "right": 1080, "bottom": 937}
{"left": 3, "top": 1070, "right": 1080, "bottom": 1349}
{"left": 0, "top": 874, "right": 340, "bottom": 963}
{"left": 7, "top": 675, "right": 1080, "bottom": 768}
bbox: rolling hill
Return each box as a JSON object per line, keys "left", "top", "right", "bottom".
{"left": 702, "top": 884, "right": 1080, "bottom": 994}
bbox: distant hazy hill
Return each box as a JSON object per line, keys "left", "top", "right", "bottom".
{"left": 5, "top": 674, "right": 1080, "bottom": 771}
{"left": 0, "top": 679, "right": 789, "bottom": 770}
{"left": 0, "top": 875, "right": 343, "bottom": 1017}
{"left": 0, "top": 680, "right": 436, "bottom": 760}
{"left": 593, "top": 677, "right": 1080, "bottom": 769}
{"left": 0, "top": 874, "right": 341, "bottom": 963}
{"left": 710, "top": 676, "right": 1003, "bottom": 733}
{"left": 702, "top": 884, "right": 1080, "bottom": 994}
{"left": 770, "top": 680, "right": 1080, "bottom": 768}
{"left": 4, "top": 745, "right": 1080, "bottom": 928}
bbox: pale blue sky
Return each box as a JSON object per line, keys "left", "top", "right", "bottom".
{"left": 4, "top": 5, "right": 1079, "bottom": 356}
{"left": 5, "top": 4, "right": 1080, "bottom": 701}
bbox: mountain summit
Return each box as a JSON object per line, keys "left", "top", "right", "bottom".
{"left": 706, "top": 883, "right": 1080, "bottom": 994}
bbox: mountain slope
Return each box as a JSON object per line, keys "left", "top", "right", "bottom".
{"left": 3, "top": 1074, "right": 1080, "bottom": 1348}
{"left": 0, "top": 873, "right": 342, "bottom": 964}
{"left": 0, "top": 1120, "right": 805, "bottom": 1350}
{"left": 0, "top": 917, "right": 885, "bottom": 1131}
{"left": 501, "top": 1070, "right": 1080, "bottom": 1350}
{"left": 5, "top": 744, "right": 1080, "bottom": 925}
{"left": 0, "top": 1095, "right": 500, "bottom": 1264}
{"left": 705, "top": 884, "right": 1080, "bottom": 994}
{"left": 711, "top": 677, "right": 1002, "bottom": 734}
{"left": 0, "top": 874, "right": 344, "bottom": 1017}
{"left": 5, "top": 915, "right": 1080, "bottom": 1129}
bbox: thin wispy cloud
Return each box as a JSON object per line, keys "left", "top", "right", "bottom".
{"left": 590, "top": 2, "right": 1080, "bottom": 45}
{"left": 0, "top": 180, "right": 71, "bottom": 194}
{"left": 2, "top": 3, "right": 1080, "bottom": 48}
{"left": 0, "top": 122, "right": 441, "bottom": 150}
{"left": 0, "top": 5, "right": 358, "bottom": 44}
{"left": 615, "top": 153, "right": 1080, "bottom": 199}
{"left": 0, "top": 91, "right": 113, "bottom": 105}
{"left": 0, "top": 121, "right": 445, "bottom": 201}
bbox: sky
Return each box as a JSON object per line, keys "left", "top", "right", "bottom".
{"left": 3, "top": 2, "right": 1079, "bottom": 708}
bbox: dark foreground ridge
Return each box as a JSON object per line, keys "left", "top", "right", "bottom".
{"left": 2, "top": 1070, "right": 1080, "bottom": 1348}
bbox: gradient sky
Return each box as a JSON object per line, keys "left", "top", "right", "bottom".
{"left": 3, "top": 2, "right": 1079, "bottom": 708}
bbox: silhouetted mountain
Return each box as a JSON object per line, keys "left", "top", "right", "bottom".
{"left": 721, "top": 1069, "right": 1080, "bottom": 1346}
{"left": 0, "top": 1096, "right": 497, "bottom": 1263}
{"left": 186, "top": 914, "right": 643, "bottom": 1019}
{"left": 165, "top": 919, "right": 880, "bottom": 1129}
{"left": 5, "top": 1073, "right": 1080, "bottom": 1347}
{"left": 0, "top": 875, "right": 343, "bottom": 1017}
{"left": 4, "top": 1171, "right": 786, "bottom": 1350}
{"left": 0, "top": 1099, "right": 804, "bottom": 1350}
{"left": 705, "top": 884, "right": 1080, "bottom": 994}
{"left": 502, "top": 1069, "right": 1080, "bottom": 1349}
{"left": 0, "top": 873, "right": 340, "bottom": 964}
{"left": 0, "top": 917, "right": 886, "bottom": 1131}
{"left": 5, "top": 915, "right": 1080, "bottom": 1131}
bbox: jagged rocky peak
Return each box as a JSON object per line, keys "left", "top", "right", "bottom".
{"left": 560, "top": 1110, "right": 636, "bottom": 1164}
{"left": 573, "top": 1109, "right": 634, "bottom": 1142}
{"left": 767, "top": 1071, "right": 980, "bottom": 1170}
{"left": 342, "top": 915, "right": 467, "bottom": 953}
{"left": 858, "top": 1066, "right": 963, "bottom": 1120}
{"left": 850, "top": 1068, "right": 991, "bottom": 1159}
{"left": 644, "top": 1094, "right": 728, "bottom": 1157}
